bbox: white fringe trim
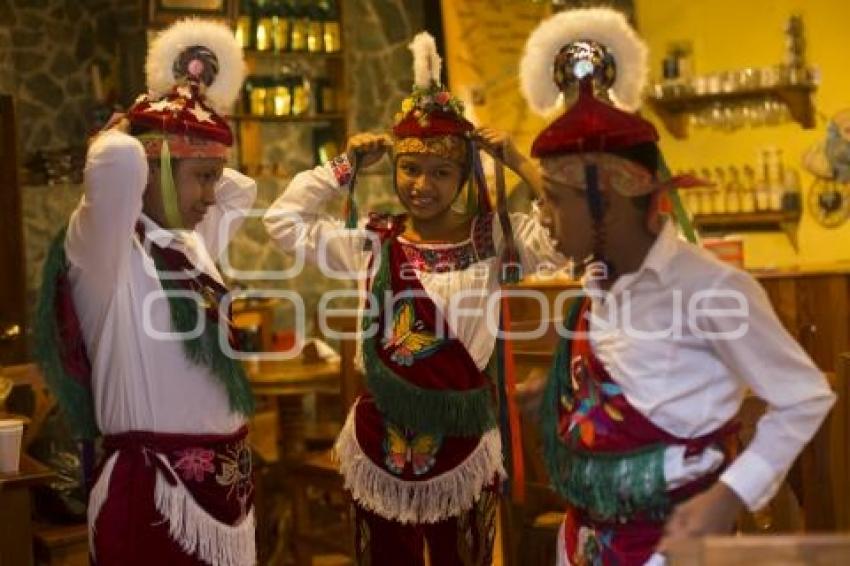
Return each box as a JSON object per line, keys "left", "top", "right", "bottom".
{"left": 87, "top": 451, "right": 119, "bottom": 558}
{"left": 334, "top": 404, "right": 506, "bottom": 524}
{"left": 153, "top": 454, "right": 256, "bottom": 566}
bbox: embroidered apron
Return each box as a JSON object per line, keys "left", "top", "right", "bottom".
{"left": 335, "top": 213, "right": 505, "bottom": 528}
{"left": 544, "top": 299, "right": 738, "bottom": 566}
{"left": 91, "top": 427, "right": 254, "bottom": 566}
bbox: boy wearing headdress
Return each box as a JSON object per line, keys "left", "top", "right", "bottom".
{"left": 36, "top": 19, "right": 257, "bottom": 566}
{"left": 516, "top": 9, "right": 835, "bottom": 565}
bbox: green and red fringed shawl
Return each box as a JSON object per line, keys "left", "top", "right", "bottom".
{"left": 34, "top": 225, "right": 254, "bottom": 441}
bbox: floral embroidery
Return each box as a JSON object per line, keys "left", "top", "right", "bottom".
{"left": 399, "top": 214, "right": 495, "bottom": 273}
{"left": 560, "top": 354, "right": 625, "bottom": 448}
{"left": 383, "top": 423, "right": 442, "bottom": 476}
{"left": 173, "top": 447, "right": 216, "bottom": 482}
{"left": 382, "top": 299, "right": 443, "bottom": 366}
{"left": 575, "top": 526, "right": 616, "bottom": 566}
{"left": 216, "top": 439, "right": 254, "bottom": 518}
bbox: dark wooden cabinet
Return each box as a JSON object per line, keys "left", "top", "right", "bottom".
{"left": 757, "top": 271, "right": 850, "bottom": 372}
{"left": 0, "top": 95, "right": 28, "bottom": 364}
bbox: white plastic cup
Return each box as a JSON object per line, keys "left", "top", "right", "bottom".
{"left": 0, "top": 419, "right": 24, "bottom": 474}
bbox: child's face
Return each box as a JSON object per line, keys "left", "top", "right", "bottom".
{"left": 395, "top": 153, "right": 464, "bottom": 220}
{"left": 144, "top": 157, "right": 225, "bottom": 229}
{"left": 539, "top": 153, "right": 653, "bottom": 262}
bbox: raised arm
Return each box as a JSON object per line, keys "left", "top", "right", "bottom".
{"left": 196, "top": 167, "right": 258, "bottom": 261}
{"left": 65, "top": 128, "right": 148, "bottom": 288}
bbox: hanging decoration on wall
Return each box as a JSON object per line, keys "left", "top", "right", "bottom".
{"left": 802, "top": 108, "right": 850, "bottom": 228}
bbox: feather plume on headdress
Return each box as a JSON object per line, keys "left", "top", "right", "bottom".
{"left": 146, "top": 18, "right": 245, "bottom": 113}
{"left": 520, "top": 8, "right": 648, "bottom": 115}
{"left": 409, "top": 32, "right": 442, "bottom": 88}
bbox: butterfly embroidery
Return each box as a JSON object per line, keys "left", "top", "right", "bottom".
{"left": 383, "top": 423, "right": 442, "bottom": 476}
{"left": 382, "top": 300, "right": 443, "bottom": 366}
{"left": 562, "top": 355, "right": 625, "bottom": 448}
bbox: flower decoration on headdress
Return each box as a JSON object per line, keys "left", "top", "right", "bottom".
{"left": 392, "top": 33, "right": 471, "bottom": 139}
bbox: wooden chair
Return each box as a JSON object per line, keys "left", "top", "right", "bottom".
{"left": 289, "top": 314, "right": 363, "bottom": 566}
{"left": 3, "top": 364, "right": 88, "bottom": 566}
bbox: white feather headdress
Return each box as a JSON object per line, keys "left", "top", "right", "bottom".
{"left": 519, "top": 8, "right": 648, "bottom": 115}
{"left": 409, "top": 32, "right": 442, "bottom": 88}
{"left": 146, "top": 19, "right": 245, "bottom": 113}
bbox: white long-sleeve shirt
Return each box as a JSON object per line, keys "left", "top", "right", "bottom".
{"left": 263, "top": 163, "right": 565, "bottom": 370}
{"left": 64, "top": 130, "right": 257, "bottom": 435}
{"left": 584, "top": 221, "right": 835, "bottom": 511}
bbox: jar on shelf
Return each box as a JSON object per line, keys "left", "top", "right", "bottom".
{"left": 236, "top": 0, "right": 255, "bottom": 49}
{"left": 271, "top": 0, "right": 291, "bottom": 52}
{"left": 271, "top": 76, "right": 293, "bottom": 116}
{"left": 255, "top": 0, "right": 274, "bottom": 51}
{"left": 289, "top": 0, "right": 309, "bottom": 52}
{"left": 291, "top": 74, "right": 311, "bottom": 116}
{"left": 314, "top": 78, "right": 336, "bottom": 114}
{"left": 306, "top": 2, "right": 324, "bottom": 53}
{"left": 248, "top": 76, "right": 270, "bottom": 116}
{"left": 321, "top": 0, "right": 341, "bottom": 53}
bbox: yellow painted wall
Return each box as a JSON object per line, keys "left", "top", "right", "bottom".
{"left": 636, "top": 0, "right": 850, "bottom": 269}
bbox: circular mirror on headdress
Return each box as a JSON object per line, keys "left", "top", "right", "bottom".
{"left": 173, "top": 45, "right": 220, "bottom": 89}
{"left": 554, "top": 40, "right": 616, "bottom": 105}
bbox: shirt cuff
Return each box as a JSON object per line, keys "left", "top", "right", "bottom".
{"left": 328, "top": 153, "right": 354, "bottom": 187}
{"left": 719, "top": 449, "right": 784, "bottom": 512}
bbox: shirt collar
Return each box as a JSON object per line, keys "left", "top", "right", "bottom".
{"left": 583, "top": 220, "right": 679, "bottom": 294}
{"left": 139, "top": 213, "right": 195, "bottom": 250}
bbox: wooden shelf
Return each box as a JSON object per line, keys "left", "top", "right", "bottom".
{"left": 648, "top": 83, "right": 817, "bottom": 139}
{"left": 693, "top": 210, "right": 802, "bottom": 250}
{"left": 230, "top": 112, "right": 346, "bottom": 123}
{"left": 242, "top": 49, "right": 343, "bottom": 61}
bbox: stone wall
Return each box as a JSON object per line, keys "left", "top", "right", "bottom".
{"left": 0, "top": 0, "right": 145, "bottom": 157}
{"left": 20, "top": 0, "right": 427, "bottom": 335}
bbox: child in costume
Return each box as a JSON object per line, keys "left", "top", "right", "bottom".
{"left": 264, "top": 32, "right": 563, "bottom": 565}
{"left": 36, "top": 20, "right": 257, "bottom": 566}
{"left": 515, "top": 9, "right": 836, "bottom": 565}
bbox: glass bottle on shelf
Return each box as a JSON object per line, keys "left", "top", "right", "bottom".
{"left": 712, "top": 167, "right": 727, "bottom": 214}
{"left": 314, "top": 77, "right": 336, "bottom": 114}
{"left": 272, "top": 75, "right": 292, "bottom": 116}
{"left": 699, "top": 168, "right": 714, "bottom": 214}
{"left": 741, "top": 165, "right": 756, "bottom": 213}
{"left": 321, "top": 0, "right": 341, "bottom": 53}
{"left": 255, "top": 0, "right": 274, "bottom": 51}
{"left": 291, "top": 72, "right": 311, "bottom": 116}
{"left": 272, "top": 0, "right": 290, "bottom": 52}
{"left": 782, "top": 168, "right": 803, "bottom": 213}
{"left": 725, "top": 166, "right": 742, "bottom": 214}
{"left": 249, "top": 76, "right": 269, "bottom": 116}
{"left": 236, "top": 0, "right": 255, "bottom": 49}
{"left": 755, "top": 150, "right": 772, "bottom": 212}
{"left": 306, "top": 2, "right": 324, "bottom": 53}
{"left": 289, "top": 0, "right": 309, "bottom": 52}
{"left": 770, "top": 165, "right": 785, "bottom": 211}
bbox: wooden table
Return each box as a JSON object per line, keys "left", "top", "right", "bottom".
{"left": 246, "top": 357, "right": 342, "bottom": 458}
{"left": 666, "top": 534, "right": 850, "bottom": 565}
{"left": 0, "top": 454, "right": 55, "bottom": 566}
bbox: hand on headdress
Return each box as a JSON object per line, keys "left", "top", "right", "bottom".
{"left": 346, "top": 132, "right": 392, "bottom": 169}
{"left": 474, "top": 128, "right": 525, "bottom": 171}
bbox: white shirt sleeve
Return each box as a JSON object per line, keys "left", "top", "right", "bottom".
{"left": 496, "top": 210, "right": 566, "bottom": 275}
{"left": 263, "top": 163, "right": 372, "bottom": 278}
{"left": 65, "top": 130, "right": 148, "bottom": 288}
{"left": 699, "top": 269, "right": 836, "bottom": 511}
{"left": 195, "top": 167, "right": 258, "bottom": 261}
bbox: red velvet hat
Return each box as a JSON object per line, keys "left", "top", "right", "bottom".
{"left": 531, "top": 79, "right": 658, "bottom": 158}
{"left": 391, "top": 33, "right": 473, "bottom": 164}
{"left": 127, "top": 19, "right": 245, "bottom": 158}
